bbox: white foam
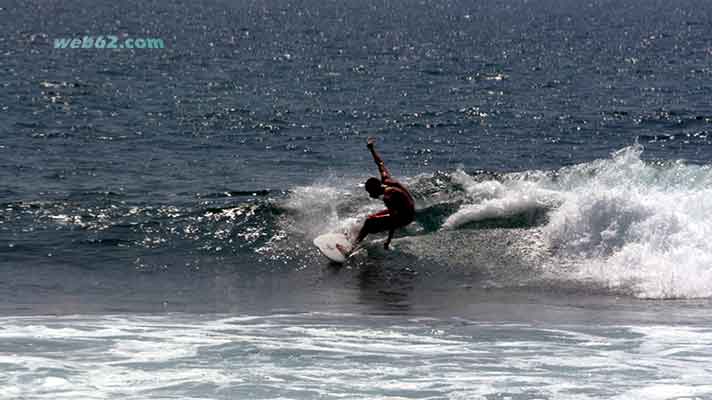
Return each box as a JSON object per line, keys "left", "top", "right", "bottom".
{"left": 450, "top": 169, "right": 507, "bottom": 200}
{"left": 443, "top": 145, "right": 712, "bottom": 299}
{"left": 443, "top": 193, "right": 547, "bottom": 229}
{"left": 442, "top": 169, "right": 557, "bottom": 229}
{"left": 1, "top": 314, "right": 712, "bottom": 399}
{"left": 542, "top": 145, "right": 712, "bottom": 298}
{"left": 616, "top": 384, "right": 712, "bottom": 400}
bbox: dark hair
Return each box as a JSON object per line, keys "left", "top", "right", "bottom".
{"left": 365, "top": 177, "right": 381, "bottom": 193}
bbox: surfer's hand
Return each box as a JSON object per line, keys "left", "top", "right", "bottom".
{"left": 367, "top": 137, "right": 376, "bottom": 148}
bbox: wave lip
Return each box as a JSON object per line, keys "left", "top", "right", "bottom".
{"left": 441, "top": 171, "right": 556, "bottom": 230}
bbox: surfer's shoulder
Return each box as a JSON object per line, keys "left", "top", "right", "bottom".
{"left": 383, "top": 184, "right": 407, "bottom": 198}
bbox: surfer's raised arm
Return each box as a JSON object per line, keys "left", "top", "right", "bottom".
{"left": 367, "top": 137, "right": 391, "bottom": 181}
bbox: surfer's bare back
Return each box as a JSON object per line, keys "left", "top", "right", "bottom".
{"left": 356, "top": 137, "right": 415, "bottom": 249}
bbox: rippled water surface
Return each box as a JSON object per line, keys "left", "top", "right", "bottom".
{"left": 2, "top": 0, "right": 712, "bottom": 398}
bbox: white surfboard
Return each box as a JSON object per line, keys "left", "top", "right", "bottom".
{"left": 313, "top": 233, "right": 354, "bottom": 263}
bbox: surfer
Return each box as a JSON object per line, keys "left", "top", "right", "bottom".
{"left": 353, "top": 137, "right": 415, "bottom": 250}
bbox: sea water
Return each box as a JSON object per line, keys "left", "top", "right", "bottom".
{"left": 2, "top": 0, "right": 712, "bottom": 398}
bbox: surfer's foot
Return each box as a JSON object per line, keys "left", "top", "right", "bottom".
{"left": 335, "top": 243, "right": 349, "bottom": 256}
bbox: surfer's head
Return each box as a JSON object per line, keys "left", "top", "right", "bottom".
{"left": 365, "top": 177, "right": 383, "bottom": 198}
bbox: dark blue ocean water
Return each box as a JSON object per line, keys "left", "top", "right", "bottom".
{"left": 2, "top": 2, "right": 712, "bottom": 398}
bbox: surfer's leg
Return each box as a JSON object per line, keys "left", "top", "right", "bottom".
{"left": 356, "top": 211, "right": 392, "bottom": 243}
{"left": 371, "top": 209, "right": 390, "bottom": 217}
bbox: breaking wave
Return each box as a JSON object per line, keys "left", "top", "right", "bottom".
{"left": 276, "top": 145, "right": 712, "bottom": 299}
